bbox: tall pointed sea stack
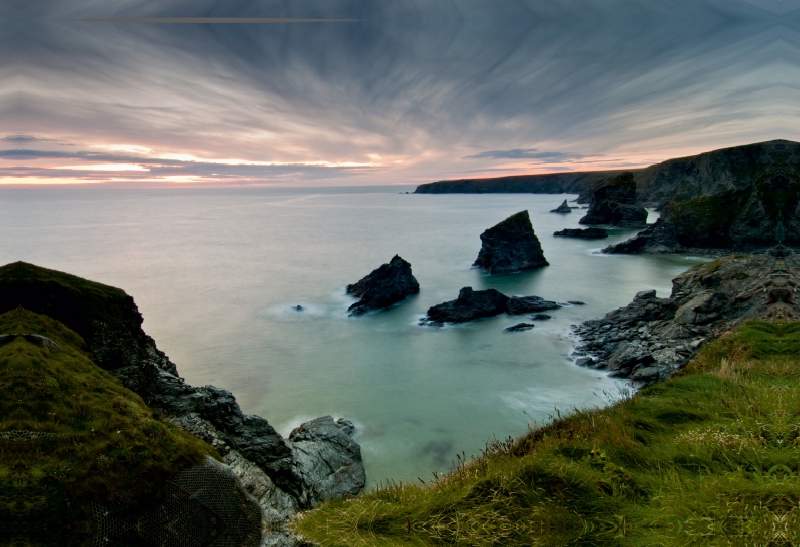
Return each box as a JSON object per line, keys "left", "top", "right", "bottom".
{"left": 473, "top": 210, "right": 549, "bottom": 274}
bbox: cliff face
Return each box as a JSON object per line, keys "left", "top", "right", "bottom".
{"left": 0, "top": 262, "right": 365, "bottom": 533}
{"left": 605, "top": 163, "right": 800, "bottom": 253}
{"left": 413, "top": 140, "right": 800, "bottom": 207}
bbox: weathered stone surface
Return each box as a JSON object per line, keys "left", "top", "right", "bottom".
{"left": 553, "top": 228, "right": 608, "bottom": 239}
{"left": 424, "top": 287, "right": 509, "bottom": 324}
{"left": 531, "top": 314, "right": 552, "bottom": 321}
{"left": 506, "top": 296, "right": 561, "bottom": 314}
{"left": 346, "top": 255, "right": 420, "bottom": 315}
{"left": 579, "top": 172, "right": 648, "bottom": 227}
{"left": 473, "top": 211, "right": 549, "bottom": 274}
{"left": 572, "top": 252, "right": 800, "bottom": 384}
{"left": 504, "top": 323, "right": 535, "bottom": 332}
{"left": 289, "top": 416, "right": 365, "bottom": 503}
{"left": 550, "top": 199, "right": 573, "bottom": 213}
{"left": 605, "top": 163, "right": 800, "bottom": 254}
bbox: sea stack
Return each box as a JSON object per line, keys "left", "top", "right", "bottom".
{"left": 346, "top": 255, "right": 420, "bottom": 315}
{"left": 550, "top": 199, "right": 572, "bottom": 213}
{"left": 473, "top": 210, "right": 549, "bottom": 274}
{"left": 423, "top": 287, "right": 509, "bottom": 324}
{"left": 579, "top": 172, "right": 648, "bottom": 227}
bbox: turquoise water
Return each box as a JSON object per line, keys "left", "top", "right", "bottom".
{"left": 1, "top": 186, "right": 706, "bottom": 486}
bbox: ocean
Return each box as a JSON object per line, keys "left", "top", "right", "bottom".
{"left": 2, "top": 185, "right": 707, "bottom": 486}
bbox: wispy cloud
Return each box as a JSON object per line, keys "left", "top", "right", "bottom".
{"left": 463, "top": 149, "right": 585, "bottom": 161}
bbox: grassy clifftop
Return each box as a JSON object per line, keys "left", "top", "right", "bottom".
{"left": 295, "top": 321, "right": 800, "bottom": 546}
{"left": 0, "top": 308, "right": 217, "bottom": 545}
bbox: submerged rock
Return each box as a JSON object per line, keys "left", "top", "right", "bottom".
{"left": 579, "top": 172, "right": 647, "bottom": 227}
{"left": 530, "top": 314, "right": 552, "bottom": 320}
{"left": 506, "top": 296, "right": 561, "bottom": 314}
{"left": 291, "top": 304, "right": 304, "bottom": 312}
{"left": 553, "top": 227, "right": 608, "bottom": 239}
{"left": 550, "top": 199, "right": 573, "bottom": 213}
{"left": 424, "top": 287, "right": 508, "bottom": 324}
{"left": 504, "top": 323, "right": 535, "bottom": 332}
{"left": 346, "top": 255, "right": 420, "bottom": 315}
{"left": 473, "top": 211, "right": 549, "bottom": 274}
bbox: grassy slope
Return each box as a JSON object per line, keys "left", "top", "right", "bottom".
{"left": 0, "top": 308, "right": 217, "bottom": 543}
{"left": 295, "top": 321, "right": 800, "bottom": 546}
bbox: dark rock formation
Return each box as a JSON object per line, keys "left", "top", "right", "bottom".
{"left": 553, "top": 228, "right": 608, "bottom": 239}
{"left": 0, "top": 261, "right": 365, "bottom": 531}
{"left": 504, "top": 323, "right": 534, "bottom": 332}
{"left": 414, "top": 170, "right": 628, "bottom": 197}
{"left": 424, "top": 287, "right": 508, "bottom": 324}
{"left": 531, "top": 314, "right": 552, "bottom": 320}
{"left": 605, "top": 163, "right": 800, "bottom": 254}
{"left": 506, "top": 296, "right": 561, "bottom": 314}
{"left": 291, "top": 304, "right": 304, "bottom": 312}
{"left": 473, "top": 211, "right": 549, "bottom": 274}
{"left": 568, "top": 301, "right": 586, "bottom": 305}
{"left": 550, "top": 199, "right": 572, "bottom": 213}
{"left": 579, "top": 172, "right": 648, "bottom": 227}
{"left": 346, "top": 255, "right": 420, "bottom": 315}
{"left": 572, "top": 252, "right": 800, "bottom": 384}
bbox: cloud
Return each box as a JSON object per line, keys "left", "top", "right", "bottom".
{"left": 463, "top": 149, "right": 585, "bottom": 161}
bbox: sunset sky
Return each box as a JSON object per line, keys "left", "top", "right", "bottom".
{"left": 3, "top": 0, "right": 798, "bottom": 186}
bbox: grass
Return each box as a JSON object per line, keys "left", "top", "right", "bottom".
{"left": 0, "top": 308, "right": 218, "bottom": 545}
{"left": 294, "top": 321, "right": 800, "bottom": 546}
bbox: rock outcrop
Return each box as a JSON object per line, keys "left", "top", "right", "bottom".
{"left": 504, "top": 323, "right": 535, "bottom": 332}
{"left": 550, "top": 199, "right": 573, "bottom": 213}
{"left": 605, "top": 163, "right": 800, "bottom": 254}
{"left": 553, "top": 228, "right": 608, "bottom": 239}
{"left": 0, "top": 261, "right": 365, "bottom": 537}
{"left": 572, "top": 250, "right": 800, "bottom": 383}
{"left": 422, "top": 288, "right": 561, "bottom": 324}
{"left": 346, "top": 255, "right": 420, "bottom": 315}
{"left": 579, "top": 172, "right": 648, "bottom": 227}
{"left": 473, "top": 211, "right": 549, "bottom": 274}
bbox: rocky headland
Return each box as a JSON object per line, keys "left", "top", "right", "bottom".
{"left": 605, "top": 162, "right": 800, "bottom": 255}
{"left": 346, "top": 255, "right": 420, "bottom": 315}
{"left": 578, "top": 172, "right": 648, "bottom": 227}
{"left": 473, "top": 210, "right": 549, "bottom": 274}
{"left": 553, "top": 227, "right": 608, "bottom": 239}
{"left": 0, "top": 261, "right": 364, "bottom": 546}
{"left": 422, "top": 287, "right": 560, "bottom": 325}
{"left": 571, "top": 250, "right": 800, "bottom": 383}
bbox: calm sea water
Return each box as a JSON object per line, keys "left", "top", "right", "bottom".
{"left": 2, "top": 186, "right": 706, "bottom": 486}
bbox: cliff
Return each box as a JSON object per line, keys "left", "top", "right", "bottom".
{"left": 413, "top": 140, "right": 800, "bottom": 207}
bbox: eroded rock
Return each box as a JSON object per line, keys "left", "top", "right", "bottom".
{"left": 473, "top": 211, "right": 549, "bottom": 274}
{"left": 346, "top": 255, "right": 420, "bottom": 315}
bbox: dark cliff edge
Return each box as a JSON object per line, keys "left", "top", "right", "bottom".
{"left": 414, "top": 140, "right": 800, "bottom": 207}
{"left": 0, "top": 261, "right": 365, "bottom": 545}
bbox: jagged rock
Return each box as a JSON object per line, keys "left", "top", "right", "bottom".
{"left": 289, "top": 416, "right": 365, "bottom": 503}
{"left": 506, "top": 296, "right": 561, "bottom": 314}
{"left": 473, "top": 211, "right": 549, "bottom": 274}
{"left": 579, "top": 172, "right": 648, "bottom": 227}
{"left": 346, "top": 255, "right": 420, "bottom": 315}
{"left": 504, "top": 323, "right": 535, "bottom": 332}
{"left": 424, "top": 287, "right": 508, "bottom": 324}
{"left": 550, "top": 199, "right": 573, "bottom": 213}
{"left": 291, "top": 305, "right": 304, "bottom": 312}
{"left": 605, "top": 163, "right": 800, "bottom": 254}
{"left": 553, "top": 228, "right": 608, "bottom": 239}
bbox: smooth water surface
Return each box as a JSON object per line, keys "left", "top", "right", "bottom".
{"left": 1, "top": 187, "right": 706, "bottom": 486}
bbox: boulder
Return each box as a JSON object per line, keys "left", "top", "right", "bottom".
{"left": 504, "top": 323, "right": 535, "bottom": 332}
{"left": 550, "top": 199, "right": 572, "bottom": 213}
{"left": 346, "top": 255, "right": 420, "bottom": 315}
{"left": 579, "top": 172, "right": 648, "bottom": 227}
{"left": 424, "top": 287, "right": 508, "bottom": 324}
{"left": 289, "top": 416, "right": 365, "bottom": 503}
{"left": 530, "top": 314, "right": 552, "bottom": 320}
{"left": 506, "top": 296, "right": 561, "bottom": 314}
{"left": 553, "top": 228, "right": 608, "bottom": 239}
{"left": 473, "top": 211, "right": 549, "bottom": 274}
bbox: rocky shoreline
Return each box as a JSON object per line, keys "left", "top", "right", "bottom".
{"left": 570, "top": 250, "right": 800, "bottom": 384}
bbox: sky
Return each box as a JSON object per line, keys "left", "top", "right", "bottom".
{"left": 2, "top": 0, "right": 799, "bottom": 186}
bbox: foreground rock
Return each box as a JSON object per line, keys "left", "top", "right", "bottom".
{"left": 605, "top": 163, "right": 800, "bottom": 254}
{"left": 346, "top": 255, "right": 420, "bottom": 315}
{"left": 473, "top": 211, "right": 549, "bottom": 274}
{"left": 579, "top": 172, "right": 648, "bottom": 227}
{"left": 506, "top": 295, "right": 561, "bottom": 314}
{"left": 505, "top": 323, "right": 535, "bottom": 332}
{"left": 0, "top": 261, "right": 365, "bottom": 542}
{"left": 550, "top": 199, "right": 573, "bottom": 213}
{"left": 424, "top": 287, "right": 508, "bottom": 324}
{"left": 572, "top": 250, "right": 800, "bottom": 383}
{"left": 553, "top": 228, "right": 608, "bottom": 239}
